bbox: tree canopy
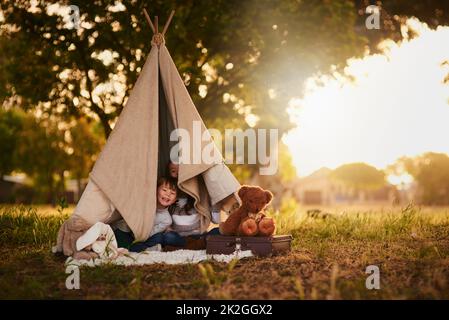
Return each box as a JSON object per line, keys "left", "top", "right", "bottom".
{"left": 391, "top": 153, "right": 449, "bottom": 205}
{"left": 2, "top": 0, "right": 447, "bottom": 136}
{"left": 0, "top": 107, "right": 102, "bottom": 203}
{"left": 0, "top": 109, "right": 22, "bottom": 177}
{"left": 331, "top": 162, "right": 386, "bottom": 191}
{"left": 1, "top": 0, "right": 449, "bottom": 202}
{"left": 0, "top": 0, "right": 376, "bottom": 137}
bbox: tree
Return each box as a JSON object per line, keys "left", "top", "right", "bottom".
{"left": 391, "top": 153, "right": 449, "bottom": 205}
{"left": 67, "top": 117, "right": 104, "bottom": 200}
{"left": 1, "top": 108, "right": 102, "bottom": 203}
{"left": 15, "top": 113, "right": 70, "bottom": 203}
{"left": 2, "top": 0, "right": 449, "bottom": 191}
{"left": 354, "top": 0, "right": 449, "bottom": 50}
{"left": 0, "top": 0, "right": 369, "bottom": 139}
{"left": 330, "top": 163, "right": 386, "bottom": 199}
{"left": 0, "top": 108, "right": 23, "bottom": 179}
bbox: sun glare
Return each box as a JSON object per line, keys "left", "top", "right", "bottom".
{"left": 285, "top": 18, "right": 449, "bottom": 177}
{"left": 387, "top": 173, "right": 414, "bottom": 188}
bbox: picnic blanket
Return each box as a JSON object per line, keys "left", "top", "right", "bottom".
{"left": 66, "top": 249, "right": 254, "bottom": 267}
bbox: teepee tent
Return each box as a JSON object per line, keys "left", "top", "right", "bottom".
{"left": 71, "top": 10, "right": 240, "bottom": 241}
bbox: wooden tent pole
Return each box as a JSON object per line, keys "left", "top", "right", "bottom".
{"left": 162, "top": 10, "right": 175, "bottom": 36}
{"left": 155, "top": 16, "right": 158, "bottom": 34}
{"left": 143, "top": 8, "right": 155, "bottom": 33}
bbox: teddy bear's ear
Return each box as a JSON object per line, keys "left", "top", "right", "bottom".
{"left": 264, "top": 190, "right": 273, "bottom": 204}
{"left": 238, "top": 185, "right": 250, "bottom": 199}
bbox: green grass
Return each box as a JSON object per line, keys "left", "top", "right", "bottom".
{"left": 1, "top": 202, "right": 449, "bottom": 299}
{"left": 0, "top": 205, "right": 68, "bottom": 247}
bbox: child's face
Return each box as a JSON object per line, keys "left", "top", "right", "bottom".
{"left": 157, "top": 182, "right": 177, "bottom": 207}
{"left": 168, "top": 163, "right": 179, "bottom": 178}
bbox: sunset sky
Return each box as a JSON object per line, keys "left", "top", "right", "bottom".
{"left": 284, "top": 18, "right": 449, "bottom": 179}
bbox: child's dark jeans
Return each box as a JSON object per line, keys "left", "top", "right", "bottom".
{"left": 114, "top": 229, "right": 185, "bottom": 252}
{"left": 189, "top": 227, "right": 220, "bottom": 240}
{"left": 164, "top": 227, "right": 219, "bottom": 245}
{"left": 163, "top": 231, "right": 186, "bottom": 247}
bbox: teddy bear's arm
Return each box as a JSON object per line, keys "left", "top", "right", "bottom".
{"left": 219, "top": 208, "right": 245, "bottom": 235}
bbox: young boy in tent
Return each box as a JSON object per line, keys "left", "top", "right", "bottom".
{"left": 113, "top": 177, "right": 184, "bottom": 252}
{"left": 165, "top": 162, "right": 221, "bottom": 250}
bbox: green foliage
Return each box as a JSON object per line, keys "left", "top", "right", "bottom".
{"left": 352, "top": 1, "right": 449, "bottom": 51}
{"left": 0, "top": 0, "right": 371, "bottom": 138}
{"left": 15, "top": 113, "right": 70, "bottom": 202}
{"left": 1, "top": 1, "right": 448, "bottom": 197}
{"left": 330, "top": 162, "right": 386, "bottom": 191}
{"left": 67, "top": 117, "right": 103, "bottom": 183}
{"left": 0, "top": 108, "right": 23, "bottom": 177}
{"left": 392, "top": 153, "right": 449, "bottom": 205}
{"left": 271, "top": 196, "right": 303, "bottom": 235}
{"left": 57, "top": 197, "right": 68, "bottom": 215}
{"left": 0, "top": 108, "right": 103, "bottom": 203}
{"left": 278, "top": 142, "right": 297, "bottom": 182}
{"left": 0, "top": 205, "right": 66, "bottom": 247}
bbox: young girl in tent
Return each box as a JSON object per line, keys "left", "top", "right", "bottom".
{"left": 165, "top": 162, "right": 221, "bottom": 249}
{"left": 113, "top": 177, "right": 184, "bottom": 252}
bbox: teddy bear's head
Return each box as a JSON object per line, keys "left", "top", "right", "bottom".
{"left": 238, "top": 185, "right": 273, "bottom": 214}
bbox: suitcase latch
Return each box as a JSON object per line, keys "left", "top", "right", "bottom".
{"left": 235, "top": 237, "right": 241, "bottom": 252}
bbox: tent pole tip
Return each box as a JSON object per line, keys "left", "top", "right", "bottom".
{"left": 143, "top": 8, "right": 155, "bottom": 33}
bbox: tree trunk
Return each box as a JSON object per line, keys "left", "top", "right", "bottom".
{"left": 98, "top": 111, "right": 112, "bottom": 138}
{"left": 59, "top": 171, "right": 66, "bottom": 194}
{"left": 89, "top": 100, "right": 112, "bottom": 138}
{"left": 46, "top": 173, "right": 54, "bottom": 205}
{"left": 76, "top": 177, "right": 82, "bottom": 202}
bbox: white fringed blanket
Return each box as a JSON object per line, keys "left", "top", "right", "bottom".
{"left": 66, "top": 249, "right": 254, "bottom": 267}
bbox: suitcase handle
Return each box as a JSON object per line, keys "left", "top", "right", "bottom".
{"left": 225, "top": 237, "right": 243, "bottom": 248}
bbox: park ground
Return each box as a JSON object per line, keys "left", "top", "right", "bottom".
{"left": 1, "top": 202, "right": 449, "bottom": 299}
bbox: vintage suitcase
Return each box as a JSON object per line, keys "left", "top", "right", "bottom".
{"left": 206, "top": 235, "right": 293, "bottom": 256}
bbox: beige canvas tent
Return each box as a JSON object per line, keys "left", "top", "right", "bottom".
{"left": 68, "top": 11, "right": 240, "bottom": 241}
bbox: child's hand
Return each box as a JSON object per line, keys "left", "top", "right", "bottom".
{"left": 165, "top": 227, "right": 174, "bottom": 233}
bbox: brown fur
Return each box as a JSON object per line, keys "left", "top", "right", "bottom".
{"left": 219, "top": 185, "right": 275, "bottom": 236}
{"left": 55, "top": 215, "right": 99, "bottom": 260}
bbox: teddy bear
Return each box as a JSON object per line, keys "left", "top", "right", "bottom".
{"left": 219, "top": 185, "right": 275, "bottom": 237}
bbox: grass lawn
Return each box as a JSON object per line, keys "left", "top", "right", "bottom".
{"left": 1, "top": 203, "right": 449, "bottom": 299}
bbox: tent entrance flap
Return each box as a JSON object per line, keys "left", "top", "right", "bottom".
{"left": 157, "top": 67, "right": 175, "bottom": 178}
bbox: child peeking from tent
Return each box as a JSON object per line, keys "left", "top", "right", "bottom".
{"left": 164, "top": 162, "right": 221, "bottom": 250}
{"left": 113, "top": 177, "right": 185, "bottom": 252}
